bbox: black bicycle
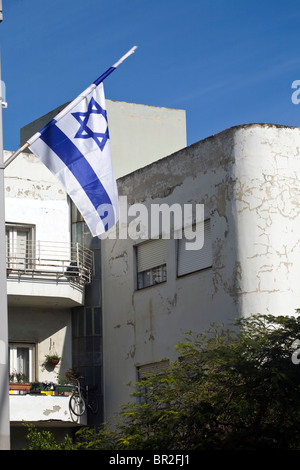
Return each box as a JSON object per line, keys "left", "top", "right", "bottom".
{"left": 69, "top": 377, "right": 99, "bottom": 416}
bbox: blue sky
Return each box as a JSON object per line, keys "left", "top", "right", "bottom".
{"left": 0, "top": 0, "right": 300, "bottom": 151}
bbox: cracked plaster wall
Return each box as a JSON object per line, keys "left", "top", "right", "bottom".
{"left": 4, "top": 150, "right": 71, "bottom": 243}
{"left": 102, "top": 123, "right": 300, "bottom": 422}
{"left": 232, "top": 125, "right": 300, "bottom": 317}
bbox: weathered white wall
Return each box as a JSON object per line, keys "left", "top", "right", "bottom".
{"left": 106, "top": 100, "right": 186, "bottom": 179}
{"left": 4, "top": 150, "right": 70, "bottom": 243}
{"left": 232, "top": 125, "right": 300, "bottom": 317}
{"left": 101, "top": 123, "right": 300, "bottom": 423}
{"left": 9, "top": 394, "right": 86, "bottom": 425}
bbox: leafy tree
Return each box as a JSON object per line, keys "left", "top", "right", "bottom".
{"left": 24, "top": 423, "right": 73, "bottom": 450}
{"left": 25, "top": 314, "right": 300, "bottom": 450}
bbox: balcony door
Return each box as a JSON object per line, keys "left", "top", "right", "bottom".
{"left": 6, "top": 224, "right": 35, "bottom": 270}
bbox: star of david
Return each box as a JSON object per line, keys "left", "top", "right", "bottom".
{"left": 72, "top": 96, "right": 109, "bottom": 151}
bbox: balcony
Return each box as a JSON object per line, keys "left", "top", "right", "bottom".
{"left": 9, "top": 394, "right": 87, "bottom": 427}
{"left": 6, "top": 241, "right": 93, "bottom": 308}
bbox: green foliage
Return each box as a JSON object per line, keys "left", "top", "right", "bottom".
{"left": 24, "top": 423, "right": 73, "bottom": 450}
{"left": 25, "top": 313, "right": 300, "bottom": 450}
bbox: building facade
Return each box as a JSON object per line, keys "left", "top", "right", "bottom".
{"left": 101, "top": 123, "right": 300, "bottom": 423}
{"left": 6, "top": 99, "right": 187, "bottom": 448}
{"left": 8, "top": 96, "right": 299, "bottom": 445}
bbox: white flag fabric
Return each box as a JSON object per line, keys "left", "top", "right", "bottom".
{"left": 28, "top": 82, "right": 119, "bottom": 237}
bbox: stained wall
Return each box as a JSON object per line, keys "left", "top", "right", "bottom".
{"left": 101, "top": 123, "right": 300, "bottom": 422}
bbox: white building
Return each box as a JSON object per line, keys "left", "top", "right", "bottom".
{"left": 101, "top": 123, "right": 300, "bottom": 423}
{"left": 5, "top": 150, "right": 90, "bottom": 448}
{"left": 8, "top": 94, "right": 298, "bottom": 446}
{"left": 5, "top": 99, "right": 187, "bottom": 449}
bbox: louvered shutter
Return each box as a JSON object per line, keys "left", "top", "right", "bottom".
{"left": 138, "top": 360, "right": 169, "bottom": 379}
{"left": 137, "top": 239, "right": 166, "bottom": 273}
{"left": 177, "top": 219, "right": 212, "bottom": 276}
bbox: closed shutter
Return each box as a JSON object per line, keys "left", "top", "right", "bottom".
{"left": 177, "top": 219, "right": 212, "bottom": 276}
{"left": 138, "top": 360, "right": 169, "bottom": 379}
{"left": 137, "top": 239, "right": 166, "bottom": 273}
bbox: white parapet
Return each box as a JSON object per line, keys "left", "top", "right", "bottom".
{"left": 9, "top": 395, "right": 87, "bottom": 426}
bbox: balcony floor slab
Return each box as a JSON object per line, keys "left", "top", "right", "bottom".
{"left": 7, "top": 276, "right": 85, "bottom": 307}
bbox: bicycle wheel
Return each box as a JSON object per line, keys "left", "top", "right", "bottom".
{"left": 69, "top": 391, "right": 86, "bottom": 416}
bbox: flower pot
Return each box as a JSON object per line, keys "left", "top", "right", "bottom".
{"left": 45, "top": 356, "right": 61, "bottom": 367}
{"left": 30, "top": 382, "right": 53, "bottom": 394}
{"left": 48, "top": 358, "right": 60, "bottom": 365}
{"left": 55, "top": 385, "right": 73, "bottom": 396}
{"left": 9, "top": 383, "right": 31, "bottom": 392}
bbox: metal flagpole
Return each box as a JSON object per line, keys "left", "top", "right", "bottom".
{"left": 0, "top": 0, "right": 11, "bottom": 450}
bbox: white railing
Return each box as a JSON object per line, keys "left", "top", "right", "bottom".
{"left": 6, "top": 240, "right": 93, "bottom": 284}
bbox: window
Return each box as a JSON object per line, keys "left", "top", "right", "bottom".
{"left": 71, "top": 201, "right": 91, "bottom": 248}
{"left": 6, "top": 223, "right": 35, "bottom": 270}
{"left": 9, "top": 343, "right": 36, "bottom": 383}
{"left": 177, "top": 219, "right": 212, "bottom": 277}
{"left": 136, "top": 239, "right": 167, "bottom": 289}
{"left": 137, "top": 360, "right": 170, "bottom": 380}
{"left": 137, "top": 360, "right": 169, "bottom": 404}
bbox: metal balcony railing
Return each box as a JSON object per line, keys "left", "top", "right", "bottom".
{"left": 6, "top": 240, "right": 94, "bottom": 284}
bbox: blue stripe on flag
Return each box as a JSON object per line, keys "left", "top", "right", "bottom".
{"left": 40, "top": 123, "right": 113, "bottom": 217}
{"left": 38, "top": 118, "right": 57, "bottom": 137}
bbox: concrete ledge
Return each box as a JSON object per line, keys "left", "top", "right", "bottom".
{"left": 7, "top": 277, "right": 85, "bottom": 307}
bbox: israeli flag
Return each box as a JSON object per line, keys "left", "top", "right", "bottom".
{"left": 28, "top": 81, "right": 119, "bottom": 237}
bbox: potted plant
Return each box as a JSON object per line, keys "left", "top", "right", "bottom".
{"left": 30, "top": 381, "right": 56, "bottom": 394}
{"left": 55, "top": 369, "right": 78, "bottom": 395}
{"left": 44, "top": 353, "right": 61, "bottom": 366}
{"left": 9, "top": 371, "right": 31, "bottom": 392}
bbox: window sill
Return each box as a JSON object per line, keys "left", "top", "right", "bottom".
{"left": 136, "top": 279, "right": 167, "bottom": 291}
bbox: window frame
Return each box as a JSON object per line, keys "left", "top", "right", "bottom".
{"left": 9, "top": 342, "right": 36, "bottom": 383}
{"left": 135, "top": 238, "right": 167, "bottom": 290}
{"left": 136, "top": 360, "right": 170, "bottom": 404}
